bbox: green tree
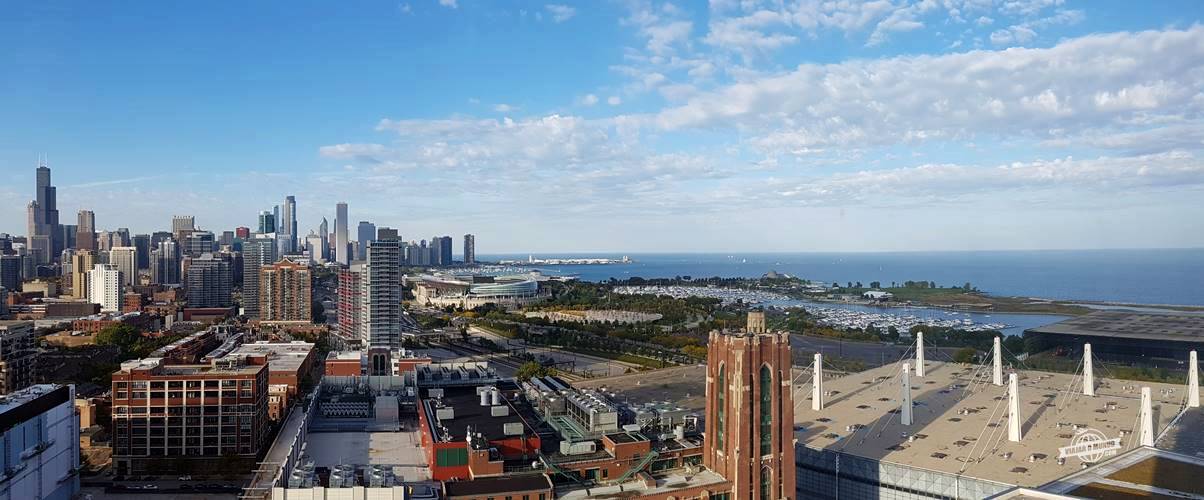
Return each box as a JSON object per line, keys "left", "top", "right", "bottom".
{"left": 514, "top": 361, "right": 553, "bottom": 382}
{"left": 95, "top": 324, "right": 140, "bottom": 351}
{"left": 953, "top": 347, "right": 977, "bottom": 363}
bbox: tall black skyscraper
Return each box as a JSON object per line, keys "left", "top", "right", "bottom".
{"left": 29, "top": 161, "right": 60, "bottom": 263}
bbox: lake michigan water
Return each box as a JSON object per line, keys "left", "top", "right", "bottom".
{"left": 480, "top": 249, "right": 1203, "bottom": 335}
{"left": 482, "top": 249, "right": 1203, "bottom": 306}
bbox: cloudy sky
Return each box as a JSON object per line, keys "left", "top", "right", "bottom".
{"left": 2, "top": 0, "right": 1203, "bottom": 253}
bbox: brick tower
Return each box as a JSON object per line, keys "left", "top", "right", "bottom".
{"left": 703, "top": 312, "right": 796, "bottom": 499}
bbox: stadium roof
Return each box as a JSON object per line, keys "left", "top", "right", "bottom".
{"left": 1024, "top": 311, "right": 1204, "bottom": 343}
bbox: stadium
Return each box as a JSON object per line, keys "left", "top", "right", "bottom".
{"left": 411, "top": 273, "right": 546, "bottom": 309}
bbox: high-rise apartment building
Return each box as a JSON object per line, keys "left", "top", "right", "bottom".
{"left": 334, "top": 202, "right": 349, "bottom": 265}
{"left": 70, "top": 250, "right": 96, "bottom": 299}
{"left": 280, "top": 195, "right": 297, "bottom": 254}
{"left": 337, "top": 263, "right": 363, "bottom": 342}
{"left": 110, "top": 355, "right": 269, "bottom": 474}
{"left": 241, "top": 236, "right": 277, "bottom": 318}
{"left": 110, "top": 246, "right": 138, "bottom": 287}
{"left": 77, "top": 209, "right": 97, "bottom": 251}
{"left": 171, "top": 215, "right": 195, "bottom": 241}
{"left": 150, "top": 240, "right": 180, "bottom": 285}
{"left": 0, "top": 384, "right": 80, "bottom": 498}
{"left": 0, "top": 321, "right": 37, "bottom": 394}
{"left": 702, "top": 311, "right": 796, "bottom": 499}
{"left": 259, "top": 259, "right": 312, "bottom": 323}
{"left": 463, "top": 233, "right": 475, "bottom": 264}
{"left": 186, "top": 254, "right": 232, "bottom": 308}
{"left": 356, "top": 221, "right": 375, "bottom": 261}
{"left": 88, "top": 264, "right": 122, "bottom": 312}
{"left": 363, "top": 229, "right": 401, "bottom": 348}
{"left": 258, "top": 211, "right": 276, "bottom": 234}
{"left": 235, "top": 226, "right": 251, "bottom": 239}
{"left": 434, "top": 235, "right": 453, "bottom": 266}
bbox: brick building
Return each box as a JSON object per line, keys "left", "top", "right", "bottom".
{"left": 110, "top": 355, "right": 270, "bottom": 474}
{"left": 259, "top": 259, "right": 312, "bottom": 323}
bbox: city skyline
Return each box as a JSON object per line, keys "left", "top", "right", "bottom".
{"left": 3, "top": 1, "right": 1204, "bottom": 252}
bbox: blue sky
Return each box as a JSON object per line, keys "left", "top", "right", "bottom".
{"left": 2, "top": 0, "right": 1203, "bottom": 252}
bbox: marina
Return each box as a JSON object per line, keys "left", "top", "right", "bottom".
{"left": 613, "top": 284, "right": 1065, "bottom": 335}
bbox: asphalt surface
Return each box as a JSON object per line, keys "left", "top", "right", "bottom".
{"left": 788, "top": 334, "right": 962, "bottom": 367}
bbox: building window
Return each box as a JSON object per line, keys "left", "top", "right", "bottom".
{"left": 760, "top": 466, "right": 771, "bottom": 500}
{"left": 760, "top": 365, "right": 772, "bottom": 456}
{"left": 717, "top": 365, "right": 726, "bottom": 449}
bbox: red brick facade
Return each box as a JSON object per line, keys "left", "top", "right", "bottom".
{"left": 703, "top": 327, "right": 797, "bottom": 499}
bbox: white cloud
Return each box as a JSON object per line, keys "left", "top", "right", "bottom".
{"left": 579, "top": 94, "right": 599, "bottom": 106}
{"left": 545, "top": 4, "right": 576, "bottom": 23}
{"left": 493, "top": 103, "right": 519, "bottom": 113}
{"left": 607, "top": 96, "right": 622, "bottom": 106}
{"left": 999, "top": 0, "right": 1064, "bottom": 17}
{"left": 745, "top": 151, "right": 1204, "bottom": 208}
{"left": 438, "top": 0, "right": 457, "bottom": 8}
{"left": 990, "top": 9, "right": 1083, "bottom": 46}
{"left": 653, "top": 27, "right": 1204, "bottom": 153}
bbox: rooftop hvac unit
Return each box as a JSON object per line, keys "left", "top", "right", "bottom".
{"left": 480, "top": 391, "right": 490, "bottom": 406}
{"left": 428, "top": 388, "right": 444, "bottom": 398}
{"left": 503, "top": 422, "right": 524, "bottom": 436}
{"left": 491, "top": 405, "right": 509, "bottom": 417}
{"left": 436, "top": 407, "right": 455, "bottom": 421}
{"left": 559, "top": 441, "right": 597, "bottom": 455}
{"left": 491, "top": 389, "right": 502, "bottom": 406}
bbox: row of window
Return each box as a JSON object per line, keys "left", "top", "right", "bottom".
{"left": 115, "top": 390, "right": 256, "bottom": 400}
{"left": 114, "top": 404, "right": 258, "bottom": 415}
{"left": 116, "top": 379, "right": 255, "bottom": 389}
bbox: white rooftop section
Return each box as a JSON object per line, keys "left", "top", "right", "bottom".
{"left": 795, "top": 360, "right": 1186, "bottom": 488}
{"left": 228, "top": 340, "right": 315, "bottom": 374}
{"left": 0, "top": 384, "right": 65, "bottom": 415}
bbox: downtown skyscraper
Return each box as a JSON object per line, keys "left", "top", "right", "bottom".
{"left": 356, "top": 221, "right": 376, "bottom": 261}
{"left": 76, "top": 210, "right": 96, "bottom": 252}
{"left": 149, "top": 240, "right": 180, "bottom": 285}
{"left": 280, "top": 195, "right": 297, "bottom": 254}
{"left": 334, "top": 202, "right": 349, "bottom": 265}
{"left": 27, "top": 161, "right": 61, "bottom": 264}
